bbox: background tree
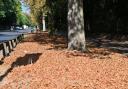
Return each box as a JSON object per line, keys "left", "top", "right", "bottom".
{"left": 24, "top": 0, "right": 68, "bottom": 34}
{"left": 24, "top": 0, "right": 46, "bottom": 29}
{"left": 0, "top": 0, "right": 31, "bottom": 27}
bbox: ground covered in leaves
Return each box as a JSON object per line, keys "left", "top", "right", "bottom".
{"left": 0, "top": 32, "right": 128, "bottom": 89}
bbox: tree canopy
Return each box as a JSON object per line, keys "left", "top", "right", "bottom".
{"left": 24, "top": 0, "right": 46, "bottom": 28}
{"left": 0, "top": 0, "right": 31, "bottom": 26}
{"left": 24, "top": 0, "right": 67, "bottom": 32}
{"left": 24, "top": 0, "right": 128, "bottom": 34}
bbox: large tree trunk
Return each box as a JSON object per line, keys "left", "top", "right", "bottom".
{"left": 68, "top": 0, "right": 86, "bottom": 52}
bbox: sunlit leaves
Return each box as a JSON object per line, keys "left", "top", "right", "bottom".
{"left": 23, "top": 0, "right": 45, "bottom": 28}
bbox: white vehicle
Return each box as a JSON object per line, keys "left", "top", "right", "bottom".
{"left": 23, "top": 25, "right": 28, "bottom": 30}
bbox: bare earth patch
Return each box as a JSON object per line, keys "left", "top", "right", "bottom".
{"left": 0, "top": 32, "right": 128, "bottom": 89}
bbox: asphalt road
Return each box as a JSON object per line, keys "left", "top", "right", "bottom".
{"left": 0, "top": 29, "right": 32, "bottom": 43}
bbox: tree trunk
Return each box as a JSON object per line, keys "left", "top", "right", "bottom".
{"left": 68, "top": 0, "right": 86, "bottom": 52}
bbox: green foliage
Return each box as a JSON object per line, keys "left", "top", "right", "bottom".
{"left": 0, "top": 0, "right": 16, "bottom": 25}
{"left": 0, "top": 0, "right": 5, "bottom": 18}
{"left": 21, "top": 14, "right": 32, "bottom": 26}
{"left": 0, "top": 0, "right": 32, "bottom": 26}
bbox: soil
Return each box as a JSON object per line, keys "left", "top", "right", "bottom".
{"left": 0, "top": 32, "right": 128, "bottom": 89}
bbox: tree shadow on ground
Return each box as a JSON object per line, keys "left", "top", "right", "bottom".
{"left": 65, "top": 48, "right": 112, "bottom": 59}
{"left": 22, "top": 32, "right": 68, "bottom": 50}
{"left": 66, "top": 34, "right": 128, "bottom": 58}
{"left": 12, "top": 53, "right": 42, "bottom": 67}
{"left": 22, "top": 33, "right": 128, "bottom": 58}
{"left": 0, "top": 61, "right": 3, "bottom": 65}
{"left": 87, "top": 33, "right": 128, "bottom": 56}
{"left": 0, "top": 53, "right": 42, "bottom": 81}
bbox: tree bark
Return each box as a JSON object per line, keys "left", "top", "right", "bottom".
{"left": 68, "top": 0, "right": 86, "bottom": 52}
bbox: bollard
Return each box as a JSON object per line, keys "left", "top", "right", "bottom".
{"left": 2, "top": 42, "right": 9, "bottom": 56}
{"left": 0, "top": 44, "right": 4, "bottom": 60}
{"left": 21, "top": 34, "right": 24, "bottom": 39}
{"left": 8, "top": 41, "right": 13, "bottom": 52}
{"left": 17, "top": 34, "right": 24, "bottom": 42}
{"left": 11, "top": 39, "right": 16, "bottom": 48}
{"left": 15, "top": 38, "right": 18, "bottom": 45}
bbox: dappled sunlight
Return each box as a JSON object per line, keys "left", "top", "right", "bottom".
{"left": 68, "top": 0, "right": 86, "bottom": 51}
{"left": 22, "top": 32, "right": 68, "bottom": 50}
{"left": 0, "top": 0, "right": 128, "bottom": 88}
{"left": 87, "top": 34, "right": 128, "bottom": 55}
{"left": 0, "top": 32, "right": 127, "bottom": 89}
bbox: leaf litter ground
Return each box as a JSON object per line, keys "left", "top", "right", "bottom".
{"left": 0, "top": 32, "right": 128, "bottom": 89}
